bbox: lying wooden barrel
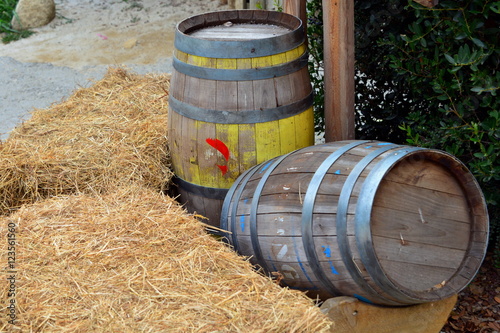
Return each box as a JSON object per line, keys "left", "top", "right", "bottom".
{"left": 168, "top": 10, "right": 314, "bottom": 226}
{"left": 221, "top": 140, "right": 489, "bottom": 306}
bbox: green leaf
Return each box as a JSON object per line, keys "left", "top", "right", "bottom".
{"left": 401, "top": 34, "right": 410, "bottom": 43}
{"left": 474, "top": 152, "right": 485, "bottom": 159}
{"left": 458, "top": 44, "right": 471, "bottom": 62}
{"left": 471, "top": 38, "right": 486, "bottom": 48}
{"left": 444, "top": 54, "right": 456, "bottom": 64}
{"left": 490, "top": 2, "right": 500, "bottom": 14}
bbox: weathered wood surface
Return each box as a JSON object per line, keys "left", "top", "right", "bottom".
{"left": 283, "top": 0, "right": 307, "bottom": 30}
{"left": 169, "top": 68, "right": 313, "bottom": 189}
{"left": 323, "top": 0, "right": 355, "bottom": 141}
{"left": 190, "top": 23, "right": 291, "bottom": 41}
{"left": 321, "top": 295, "right": 457, "bottom": 333}
{"left": 169, "top": 11, "right": 314, "bottom": 226}
{"left": 175, "top": 185, "right": 224, "bottom": 226}
{"left": 223, "top": 141, "right": 489, "bottom": 305}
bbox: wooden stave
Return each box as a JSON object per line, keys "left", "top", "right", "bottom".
{"left": 221, "top": 141, "right": 489, "bottom": 305}
{"left": 169, "top": 10, "right": 314, "bottom": 226}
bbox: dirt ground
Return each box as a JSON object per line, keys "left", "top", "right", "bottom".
{"left": 0, "top": 0, "right": 229, "bottom": 140}
{"left": 0, "top": 0, "right": 228, "bottom": 69}
{"left": 1, "top": 2, "right": 498, "bottom": 331}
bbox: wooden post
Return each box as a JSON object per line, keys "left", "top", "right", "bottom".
{"left": 323, "top": 0, "right": 355, "bottom": 142}
{"left": 285, "top": 0, "right": 355, "bottom": 142}
{"left": 283, "top": 0, "right": 307, "bottom": 27}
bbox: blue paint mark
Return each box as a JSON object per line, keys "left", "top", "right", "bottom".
{"left": 240, "top": 215, "right": 245, "bottom": 232}
{"left": 334, "top": 170, "right": 341, "bottom": 175}
{"left": 291, "top": 226, "right": 316, "bottom": 287}
{"left": 329, "top": 261, "right": 339, "bottom": 275}
{"left": 260, "top": 161, "right": 273, "bottom": 173}
{"left": 297, "top": 261, "right": 312, "bottom": 280}
{"left": 364, "top": 145, "right": 372, "bottom": 149}
{"left": 377, "top": 142, "right": 392, "bottom": 146}
{"left": 244, "top": 198, "right": 249, "bottom": 204}
{"left": 322, "top": 246, "right": 332, "bottom": 258}
{"left": 354, "top": 294, "right": 374, "bottom": 304}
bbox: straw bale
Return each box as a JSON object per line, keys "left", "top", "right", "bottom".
{"left": 0, "top": 186, "right": 333, "bottom": 332}
{"left": 0, "top": 68, "right": 173, "bottom": 215}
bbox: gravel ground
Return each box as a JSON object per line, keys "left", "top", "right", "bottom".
{"left": 0, "top": 56, "right": 173, "bottom": 141}
{"left": 0, "top": 0, "right": 226, "bottom": 141}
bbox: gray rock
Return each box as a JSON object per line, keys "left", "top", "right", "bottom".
{"left": 11, "top": 0, "right": 56, "bottom": 30}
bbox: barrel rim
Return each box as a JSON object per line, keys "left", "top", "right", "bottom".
{"left": 221, "top": 141, "right": 489, "bottom": 305}
{"left": 302, "top": 141, "right": 372, "bottom": 299}
{"left": 174, "top": 10, "right": 305, "bottom": 59}
{"left": 357, "top": 148, "right": 489, "bottom": 302}
{"left": 335, "top": 142, "right": 411, "bottom": 305}
{"left": 220, "top": 163, "right": 261, "bottom": 247}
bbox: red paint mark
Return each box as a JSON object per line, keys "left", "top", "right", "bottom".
{"left": 206, "top": 138, "right": 230, "bottom": 160}
{"left": 217, "top": 165, "right": 228, "bottom": 175}
{"left": 206, "top": 138, "right": 230, "bottom": 175}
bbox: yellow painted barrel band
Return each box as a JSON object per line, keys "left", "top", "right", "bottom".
{"left": 174, "top": 43, "right": 307, "bottom": 70}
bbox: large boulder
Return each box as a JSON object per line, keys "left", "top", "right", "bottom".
{"left": 11, "top": 0, "right": 55, "bottom": 30}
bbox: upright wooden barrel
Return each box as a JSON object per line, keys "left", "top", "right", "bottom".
{"left": 221, "top": 140, "right": 489, "bottom": 306}
{"left": 168, "top": 10, "right": 314, "bottom": 226}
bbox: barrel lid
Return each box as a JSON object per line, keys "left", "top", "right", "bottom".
{"left": 357, "top": 149, "right": 489, "bottom": 302}
{"left": 174, "top": 10, "right": 305, "bottom": 58}
{"left": 189, "top": 23, "right": 291, "bottom": 41}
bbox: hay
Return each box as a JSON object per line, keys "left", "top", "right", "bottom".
{"left": 0, "top": 67, "right": 334, "bottom": 331}
{"left": 0, "top": 186, "right": 332, "bottom": 332}
{"left": 0, "top": 68, "right": 173, "bottom": 215}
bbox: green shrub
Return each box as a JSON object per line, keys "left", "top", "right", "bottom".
{"left": 306, "top": 0, "right": 499, "bottom": 255}
{"left": 306, "top": 0, "right": 325, "bottom": 132}
{"left": 386, "top": 0, "right": 499, "bottom": 255}
{"left": 354, "top": 0, "right": 427, "bottom": 143}
{"left": 0, "top": 0, "right": 34, "bottom": 43}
